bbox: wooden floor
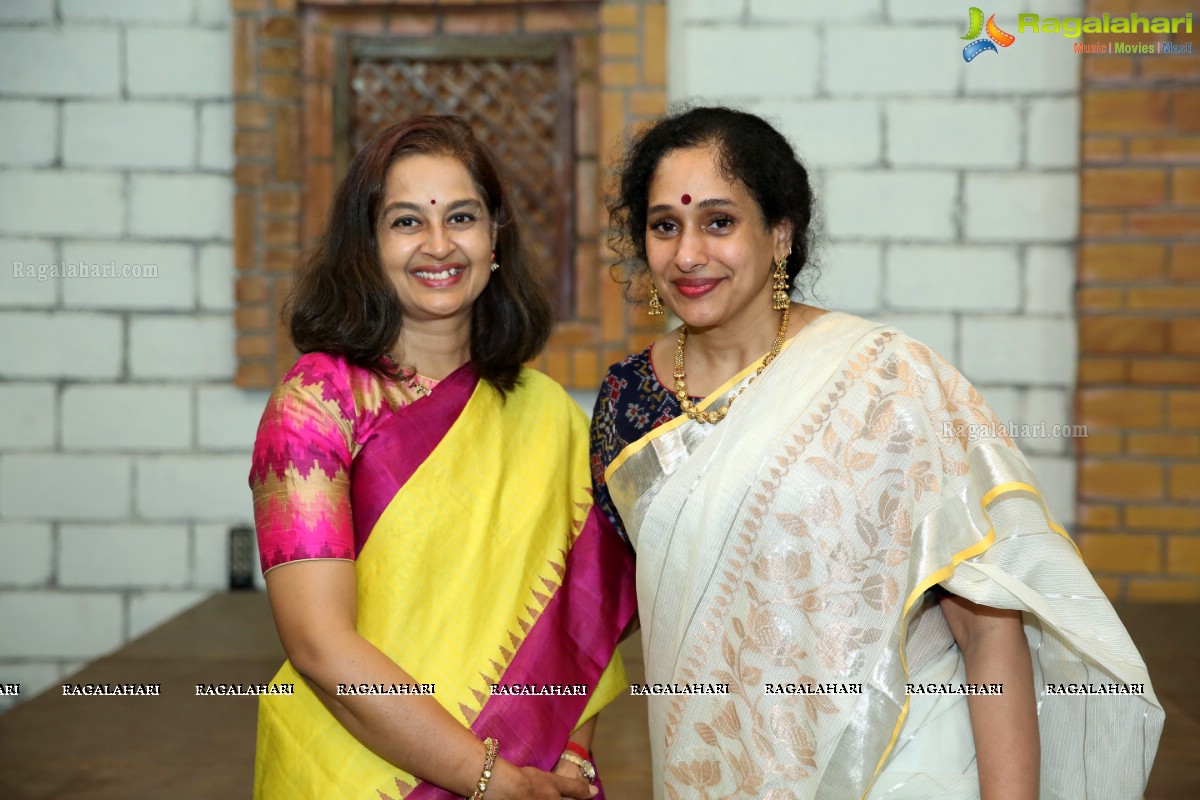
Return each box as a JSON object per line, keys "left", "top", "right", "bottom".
{"left": 0, "top": 594, "right": 1194, "bottom": 798}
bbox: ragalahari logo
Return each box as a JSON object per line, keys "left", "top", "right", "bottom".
{"left": 961, "top": 7, "right": 1016, "bottom": 61}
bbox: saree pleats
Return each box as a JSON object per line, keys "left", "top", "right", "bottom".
{"left": 607, "top": 313, "right": 1162, "bottom": 800}
{"left": 255, "top": 367, "right": 636, "bottom": 799}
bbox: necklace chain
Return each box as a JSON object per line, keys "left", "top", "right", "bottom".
{"left": 673, "top": 303, "right": 790, "bottom": 425}
{"left": 384, "top": 354, "right": 430, "bottom": 397}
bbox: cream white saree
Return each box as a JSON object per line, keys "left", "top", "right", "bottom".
{"left": 604, "top": 312, "right": 1162, "bottom": 800}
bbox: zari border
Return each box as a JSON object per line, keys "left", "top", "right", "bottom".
{"left": 860, "top": 480, "right": 1077, "bottom": 799}
{"left": 604, "top": 334, "right": 802, "bottom": 483}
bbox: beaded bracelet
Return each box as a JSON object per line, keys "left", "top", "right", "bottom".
{"left": 469, "top": 737, "right": 499, "bottom": 800}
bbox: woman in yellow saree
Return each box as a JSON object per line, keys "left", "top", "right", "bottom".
{"left": 590, "top": 106, "right": 1162, "bottom": 799}
{"left": 250, "top": 116, "right": 635, "bottom": 799}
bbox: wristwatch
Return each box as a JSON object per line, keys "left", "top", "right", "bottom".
{"left": 558, "top": 751, "right": 596, "bottom": 784}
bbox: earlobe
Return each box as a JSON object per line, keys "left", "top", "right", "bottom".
{"left": 774, "top": 224, "right": 793, "bottom": 260}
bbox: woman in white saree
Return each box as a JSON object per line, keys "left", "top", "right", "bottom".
{"left": 590, "top": 106, "right": 1162, "bottom": 800}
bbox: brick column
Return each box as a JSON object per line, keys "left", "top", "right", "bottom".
{"left": 232, "top": 0, "right": 667, "bottom": 392}
{"left": 1076, "top": 0, "right": 1200, "bottom": 601}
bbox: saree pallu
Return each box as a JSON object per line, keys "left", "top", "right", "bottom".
{"left": 605, "top": 312, "right": 1163, "bottom": 800}
{"left": 255, "top": 366, "right": 637, "bottom": 799}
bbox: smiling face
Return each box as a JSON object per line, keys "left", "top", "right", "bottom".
{"left": 376, "top": 154, "right": 496, "bottom": 325}
{"left": 645, "top": 146, "right": 791, "bottom": 332}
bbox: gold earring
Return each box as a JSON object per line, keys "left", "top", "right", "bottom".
{"left": 648, "top": 284, "right": 665, "bottom": 316}
{"left": 772, "top": 257, "right": 790, "bottom": 311}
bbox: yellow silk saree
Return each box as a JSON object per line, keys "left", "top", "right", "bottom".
{"left": 253, "top": 362, "right": 636, "bottom": 798}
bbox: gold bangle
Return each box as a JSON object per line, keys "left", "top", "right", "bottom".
{"left": 469, "top": 737, "right": 499, "bottom": 799}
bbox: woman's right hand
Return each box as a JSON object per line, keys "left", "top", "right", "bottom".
{"left": 488, "top": 758, "right": 598, "bottom": 800}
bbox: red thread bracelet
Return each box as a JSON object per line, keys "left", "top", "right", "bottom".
{"left": 563, "top": 741, "right": 590, "bottom": 760}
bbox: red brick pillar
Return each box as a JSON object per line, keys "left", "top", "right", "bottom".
{"left": 1077, "top": 0, "right": 1200, "bottom": 600}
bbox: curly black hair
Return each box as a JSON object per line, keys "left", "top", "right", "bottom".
{"left": 607, "top": 105, "right": 818, "bottom": 297}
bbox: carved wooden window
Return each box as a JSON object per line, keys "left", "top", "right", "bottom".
{"left": 334, "top": 36, "right": 576, "bottom": 317}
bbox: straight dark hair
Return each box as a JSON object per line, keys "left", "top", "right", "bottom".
{"left": 287, "top": 115, "right": 553, "bottom": 394}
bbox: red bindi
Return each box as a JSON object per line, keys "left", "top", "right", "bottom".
{"left": 430, "top": 199, "right": 436, "bottom": 205}
{"left": 681, "top": 193, "right": 692, "bottom": 205}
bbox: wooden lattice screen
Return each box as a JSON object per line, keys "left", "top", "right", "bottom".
{"left": 231, "top": 1, "right": 668, "bottom": 391}
{"left": 336, "top": 37, "right": 576, "bottom": 316}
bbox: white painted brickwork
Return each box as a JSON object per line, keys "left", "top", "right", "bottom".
{"left": 668, "top": 0, "right": 1082, "bottom": 523}
{"left": 0, "top": 7, "right": 248, "bottom": 706}
{"left": 63, "top": 101, "right": 198, "bottom": 170}
{"left": 0, "top": 0, "right": 1088, "bottom": 712}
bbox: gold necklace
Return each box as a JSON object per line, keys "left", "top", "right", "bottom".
{"left": 673, "top": 303, "right": 790, "bottom": 424}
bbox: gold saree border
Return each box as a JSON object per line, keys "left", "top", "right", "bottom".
{"left": 861, "top": 480, "right": 1077, "bottom": 798}
{"left": 604, "top": 333, "right": 804, "bottom": 483}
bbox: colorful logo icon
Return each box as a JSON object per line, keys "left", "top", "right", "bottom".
{"left": 961, "top": 7, "right": 1016, "bottom": 61}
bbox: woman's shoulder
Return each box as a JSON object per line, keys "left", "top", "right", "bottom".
{"left": 268, "top": 351, "right": 389, "bottom": 426}
{"left": 815, "top": 311, "right": 955, "bottom": 370}
{"left": 600, "top": 345, "right": 655, "bottom": 386}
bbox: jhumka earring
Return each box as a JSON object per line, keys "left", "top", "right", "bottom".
{"left": 490, "top": 250, "right": 500, "bottom": 272}
{"left": 772, "top": 256, "right": 790, "bottom": 311}
{"left": 648, "top": 283, "right": 665, "bottom": 316}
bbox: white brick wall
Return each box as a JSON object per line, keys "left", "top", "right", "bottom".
{"left": 887, "top": 101, "right": 1020, "bottom": 168}
{"left": 129, "top": 316, "right": 235, "bottom": 379}
{"left": 59, "top": 525, "right": 190, "bottom": 588}
{"left": 199, "top": 103, "right": 234, "bottom": 171}
{"left": 824, "top": 171, "right": 957, "bottom": 240}
{"left": 135, "top": 455, "right": 254, "bottom": 521}
{"left": 63, "top": 101, "right": 197, "bottom": 170}
{"left": 0, "top": 29, "right": 121, "bottom": 97}
{"left": 61, "top": 385, "right": 193, "bottom": 451}
{"left": 198, "top": 244, "right": 234, "bottom": 311}
{"left": 0, "top": 522, "right": 53, "bottom": 587}
{"left": 0, "top": 1, "right": 54, "bottom": 23}
{"left": 126, "top": 28, "right": 231, "bottom": 99}
{"left": 826, "top": 27, "right": 962, "bottom": 95}
{"left": 0, "top": 384, "right": 56, "bottom": 449}
{"left": 0, "top": 454, "right": 133, "bottom": 519}
{"left": 813, "top": 242, "right": 882, "bottom": 313}
{"left": 0, "top": 10, "right": 255, "bottom": 710}
{"left": 0, "top": 592, "right": 125, "bottom": 658}
{"left": 750, "top": 0, "right": 880, "bottom": 22}
{"left": 2, "top": 238, "right": 59, "bottom": 307}
{"left": 669, "top": 0, "right": 1082, "bottom": 523}
{"left": 752, "top": 100, "right": 881, "bottom": 167}
{"left": 1029, "top": 99, "right": 1081, "bottom": 168}
{"left": 0, "top": 101, "right": 57, "bottom": 166}
{"left": 60, "top": 241, "right": 196, "bottom": 310}
{"left": 886, "top": 246, "right": 1020, "bottom": 312}
{"left": 675, "top": 27, "right": 820, "bottom": 100}
{"left": 59, "top": 0, "right": 194, "bottom": 24}
{"left": 193, "top": 523, "right": 231, "bottom": 590}
{"left": 197, "top": 386, "right": 269, "bottom": 451}
{"left": 964, "top": 173, "right": 1079, "bottom": 242}
{"left": 1025, "top": 246, "right": 1076, "bottom": 315}
{"left": 130, "top": 175, "right": 234, "bottom": 240}
{"left": 0, "top": 313, "right": 124, "bottom": 378}
{"left": 0, "top": 171, "right": 124, "bottom": 237}
{"left": 961, "top": 317, "right": 1076, "bottom": 384}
